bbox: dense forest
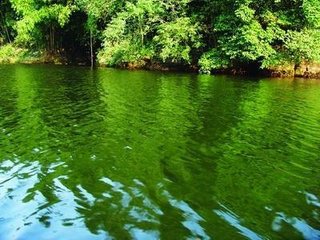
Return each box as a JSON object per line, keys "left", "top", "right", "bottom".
{"left": 0, "top": 0, "right": 320, "bottom": 76}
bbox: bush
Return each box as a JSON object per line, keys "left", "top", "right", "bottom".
{"left": 0, "top": 44, "right": 27, "bottom": 63}
{"left": 199, "top": 49, "right": 230, "bottom": 74}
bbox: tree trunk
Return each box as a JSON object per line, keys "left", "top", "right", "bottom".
{"left": 52, "top": 25, "right": 55, "bottom": 52}
{"left": 49, "top": 26, "right": 52, "bottom": 51}
{"left": 0, "top": 11, "right": 11, "bottom": 43}
{"left": 49, "top": 24, "right": 55, "bottom": 52}
{"left": 90, "top": 29, "right": 94, "bottom": 69}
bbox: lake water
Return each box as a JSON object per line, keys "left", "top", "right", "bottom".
{"left": 0, "top": 64, "right": 319, "bottom": 240}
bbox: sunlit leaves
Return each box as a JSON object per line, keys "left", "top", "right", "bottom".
{"left": 199, "top": 49, "right": 230, "bottom": 73}
{"left": 2, "top": 0, "right": 320, "bottom": 72}
{"left": 235, "top": 4, "right": 255, "bottom": 23}
{"left": 199, "top": 0, "right": 320, "bottom": 73}
{"left": 303, "top": 0, "right": 320, "bottom": 28}
{"left": 98, "top": 0, "right": 201, "bottom": 66}
{"left": 154, "top": 17, "right": 201, "bottom": 63}
{"left": 10, "top": 0, "right": 75, "bottom": 45}
{"left": 285, "top": 29, "right": 320, "bottom": 63}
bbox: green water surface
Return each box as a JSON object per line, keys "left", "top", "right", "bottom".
{"left": 0, "top": 64, "right": 319, "bottom": 239}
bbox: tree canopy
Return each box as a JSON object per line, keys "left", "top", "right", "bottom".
{"left": 0, "top": 0, "right": 319, "bottom": 73}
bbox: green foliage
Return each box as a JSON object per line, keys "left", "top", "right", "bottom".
{"left": 0, "top": 43, "right": 46, "bottom": 64}
{"left": 1, "top": 0, "right": 320, "bottom": 74}
{"left": 0, "top": 0, "right": 16, "bottom": 44}
{"left": 303, "top": 0, "right": 320, "bottom": 28}
{"left": 0, "top": 44, "right": 24, "bottom": 63}
{"left": 97, "top": 0, "right": 200, "bottom": 66}
{"left": 199, "top": 49, "right": 230, "bottom": 73}
{"left": 10, "top": 0, "right": 75, "bottom": 46}
{"left": 285, "top": 29, "right": 320, "bottom": 63}
{"left": 98, "top": 39, "right": 154, "bottom": 66}
{"left": 154, "top": 17, "right": 201, "bottom": 63}
{"left": 198, "top": 0, "right": 320, "bottom": 73}
{"left": 220, "top": 21, "right": 275, "bottom": 62}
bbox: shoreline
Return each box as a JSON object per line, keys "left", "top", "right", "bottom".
{"left": 1, "top": 47, "right": 319, "bottom": 79}
{"left": 2, "top": 61, "right": 320, "bottom": 79}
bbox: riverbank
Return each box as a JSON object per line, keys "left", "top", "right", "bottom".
{"left": 0, "top": 44, "right": 67, "bottom": 65}
{"left": 1, "top": 45, "right": 320, "bottom": 78}
{"left": 261, "top": 62, "right": 320, "bottom": 79}
{"left": 98, "top": 60, "right": 320, "bottom": 79}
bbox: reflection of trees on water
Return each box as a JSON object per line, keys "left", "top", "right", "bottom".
{"left": 0, "top": 66, "right": 319, "bottom": 239}
{"left": 94, "top": 70, "right": 211, "bottom": 238}
{"left": 212, "top": 80, "right": 320, "bottom": 239}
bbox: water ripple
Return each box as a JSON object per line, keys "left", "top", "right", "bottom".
{"left": 0, "top": 65, "right": 319, "bottom": 239}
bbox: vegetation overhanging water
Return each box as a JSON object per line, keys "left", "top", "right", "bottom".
{"left": 0, "top": 64, "right": 319, "bottom": 239}
{"left": 1, "top": 0, "right": 320, "bottom": 77}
